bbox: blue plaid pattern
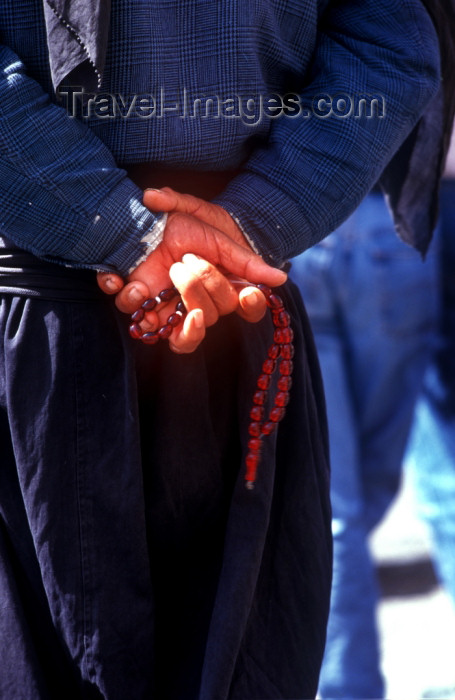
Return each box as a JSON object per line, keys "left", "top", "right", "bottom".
{"left": 0, "top": 0, "right": 440, "bottom": 274}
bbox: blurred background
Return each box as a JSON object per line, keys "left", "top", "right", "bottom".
{"left": 372, "top": 466, "right": 455, "bottom": 699}
{"left": 291, "top": 130, "right": 455, "bottom": 700}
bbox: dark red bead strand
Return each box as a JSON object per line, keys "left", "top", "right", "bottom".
{"left": 246, "top": 354, "right": 272, "bottom": 489}
{"left": 244, "top": 283, "right": 294, "bottom": 490}
{"left": 128, "top": 287, "right": 187, "bottom": 343}
{"left": 245, "top": 451, "right": 261, "bottom": 484}
{"left": 128, "top": 282, "right": 294, "bottom": 492}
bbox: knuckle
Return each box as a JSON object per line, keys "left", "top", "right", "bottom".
{"left": 193, "top": 260, "right": 214, "bottom": 285}
{"left": 204, "top": 309, "right": 219, "bottom": 327}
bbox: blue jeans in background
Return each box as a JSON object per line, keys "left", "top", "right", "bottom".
{"left": 406, "top": 178, "right": 455, "bottom": 605}
{"left": 290, "top": 191, "right": 439, "bottom": 698}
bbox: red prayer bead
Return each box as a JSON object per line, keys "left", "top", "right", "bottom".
{"left": 257, "top": 374, "right": 271, "bottom": 390}
{"left": 176, "top": 300, "right": 186, "bottom": 313}
{"left": 274, "top": 391, "right": 289, "bottom": 407}
{"left": 274, "top": 310, "right": 291, "bottom": 327}
{"left": 248, "top": 438, "right": 262, "bottom": 452}
{"left": 274, "top": 327, "right": 294, "bottom": 344}
{"left": 268, "top": 344, "right": 281, "bottom": 360}
{"left": 248, "top": 422, "right": 262, "bottom": 437}
{"left": 270, "top": 406, "right": 285, "bottom": 422}
{"left": 253, "top": 390, "right": 267, "bottom": 406}
{"left": 129, "top": 322, "right": 143, "bottom": 339}
{"left": 245, "top": 451, "right": 261, "bottom": 486}
{"left": 267, "top": 293, "right": 284, "bottom": 310}
{"left": 159, "top": 287, "right": 177, "bottom": 301}
{"left": 250, "top": 406, "right": 265, "bottom": 421}
{"left": 257, "top": 283, "right": 272, "bottom": 298}
{"left": 262, "top": 358, "right": 276, "bottom": 375}
{"left": 158, "top": 324, "right": 173, "bottom": 339}
{"left": 168, "top": 313, "right": 182, "bottom": 327}
{"left": 261, "top": 421, "right": 277, "bottom": 436}
{"left": 142, "top": 298, "right": 157, "bottom": 311}
{"left": 273, "top": 328, "right": 284, "bottom": 344}
{"left": 142, "top": 332, "right": 160, "bottom": 345}
{"left": 281, "top": 343, "right": 294, "bottom": 359}
{"left": 131, "top": 308, "right": 145, "bottom": 322}
{"left": 246, "top": 452, "right": 261, "bottom": 469}
{"left": 284, "top": 327, "right": 294, "bottom": 343}
{"left": 277, "top": 375, "right": 292, "bottom": 391}
{"left": 279, "top": 360, "right": 293, "bottom": 376}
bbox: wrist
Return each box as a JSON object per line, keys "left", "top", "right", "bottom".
{"left": 126, "top": 213, "right": 168, "bottom": 274}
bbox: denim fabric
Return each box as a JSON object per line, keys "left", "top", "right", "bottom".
{"left": 406, "top": 178, "right": 455, "bottom": 605}
{"left": 0, "top": 268, "right": 331, "bottom": 699}
{"left": 406, "top": 381, "right": 455, "bottom": 604}
{"left": 290, "top": 192, "right": 439, "bottom": 698}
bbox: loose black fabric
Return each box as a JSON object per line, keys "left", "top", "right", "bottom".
{"left": 0, "top": 256, "right": 331, "bottom": 699}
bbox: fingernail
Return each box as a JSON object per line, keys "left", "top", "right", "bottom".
{"left": 242, "top": 289, "right": 258, "bottom": 307}
{"left": 145, "top": 188, "right": 161, "bottom": 192}
{"left": 104, "top": 277, "right": 119, "bottom": 292}
{"left": 193, "top": 310, "right": 204, "bottom": 328}
{"left": 182, "top": 253, "right": 204, "bottom": 268}
{"left": 128, "top": 287, "right": 144, "bottom": 304}
{"left": 182, "top": 253, "right": 198, "bottom": 264}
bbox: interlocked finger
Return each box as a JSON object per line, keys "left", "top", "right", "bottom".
{"left": 169, "top": 254, "right": 238, "bottom": 326}
{"left": 168, "top": 309, "right": 206, "bottom": 354}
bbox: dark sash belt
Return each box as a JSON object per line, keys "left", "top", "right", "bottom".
{"left": 0, "top": 236, "right": 103, "bottom": 302}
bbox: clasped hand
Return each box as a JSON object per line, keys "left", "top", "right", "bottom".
{"left": 97, "top": 188, "right": 287, "bottom": 353}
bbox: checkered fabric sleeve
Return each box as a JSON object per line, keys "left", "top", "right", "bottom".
{"left": 214, "top": 0, "right": 441, "bottom": 267}
{"left": 0, "top": 45, "right": 165, "bottom": 277}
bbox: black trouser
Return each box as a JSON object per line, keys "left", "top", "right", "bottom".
{"left": 0, "top": 239, "right": 331, "bottom": 699}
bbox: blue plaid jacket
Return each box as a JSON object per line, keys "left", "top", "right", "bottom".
{"left": 0, "top": 0, "right": 440, "bottom": 276}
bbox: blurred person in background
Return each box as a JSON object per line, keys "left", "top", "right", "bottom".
{"left": 290, "top": 189, "right": 440, "bottom": 698}
{"left": 289, "top": 9, "right": 455, "bottom": 694}
{"left": 406, "top": 130, "right": 455, "bottom": 608}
